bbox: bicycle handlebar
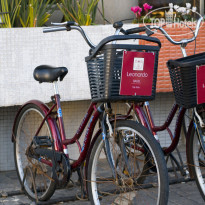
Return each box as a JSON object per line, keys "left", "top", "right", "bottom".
{"left": 151, "top": 17, "right": 203, "bottom": 45}
{"left": 124, "top": 17, "right": 203, "bottom": 45}
{"left": 125, "top": 25, "right": 154, "bottom": 36}
{"left": 86, "top": 34, "right": 161, "bottom": 61}
{"left": 43, "top": 21, "right": 160, "bottom": 50}
{"left": 43, "top": 16, "right": 203, "bottom": 52}
{"left": 43, "top": 22, "right": 96, "bottom": 48}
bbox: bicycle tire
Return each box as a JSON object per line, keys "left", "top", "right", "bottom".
{"left": 14, "top": 104, "right": 56, "bottom": 201}
{"left": 188, "top": 111, "right": 205, "bottom": 201}
{"left": 86, "top": 120, "right": 169, "bottom": 205}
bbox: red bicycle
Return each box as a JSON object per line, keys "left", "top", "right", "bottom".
{"left": 12, "top": 22, "right": 169, "bottom": 204}
{"left": 121, "top": 17, "right": 205, "bottom": 201}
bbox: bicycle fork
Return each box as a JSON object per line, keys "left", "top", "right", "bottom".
{"left": 193, "top": 113, "right": 205, "bottom": 154}
{"left": 99, "top": 104, "right": 132, "bottom": 184}
{"left": 99, "top": 105, "right": 117, "bottom": 179}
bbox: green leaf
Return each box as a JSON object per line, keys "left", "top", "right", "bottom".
{"left": 59, "top": 0, "right": 100, "bottom": 26}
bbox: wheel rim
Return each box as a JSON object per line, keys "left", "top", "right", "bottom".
{"left": 193, "top": 130, "right": 205, "bottom": 195}
{"left": 90, "top": 126, "right": 161, "bottom": 204}
{"left": 15, "top": 108, "right": 53, "bottom": 200}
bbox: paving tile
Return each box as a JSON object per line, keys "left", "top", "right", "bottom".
{"left": 0, "top": 171, "right": 205, "bottom": 204}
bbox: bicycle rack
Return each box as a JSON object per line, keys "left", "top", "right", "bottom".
{"left": 165, "top": 146, "right": 189, "bottom": 182}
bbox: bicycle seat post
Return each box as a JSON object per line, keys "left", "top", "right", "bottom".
{"left": 52, "top": 80, "right": 68, "bottom": 155}
{"left": 53, "top": 81, "right": 59, "bottom": 95}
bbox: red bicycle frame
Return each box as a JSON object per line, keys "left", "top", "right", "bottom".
{"left": 133, "top": 102, "right": 187, "bottom": 155}
{"left": 12, "top": 94, "right": 129, "bottom": 171}
{"left": 12, "top": 95, "right": 103, "bottom": 170}
{"left": 132, "top": 101, "right": 200, "bottom": 178}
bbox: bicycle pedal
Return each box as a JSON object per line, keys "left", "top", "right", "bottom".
{"left": 33, "top": 136, "right": 52, "bottom": 147}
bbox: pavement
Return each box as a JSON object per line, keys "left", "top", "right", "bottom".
{"left": 0, "top": 144, "right": 204, "bottom": 205}
{"left": 0, "top": 170, "right": 204, "bottom": 205}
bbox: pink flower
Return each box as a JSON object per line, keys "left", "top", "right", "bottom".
{"left": 131, "top": 6, "right": 142, "bottom": 18}
{"left": 131, "top": 6, "right": 142, "bottom": 14}
{"left": 143, "top": 3, "right": 152, "bottom": 12}
{"left": 137, "top": 7, "right": 142, "bottom": 17}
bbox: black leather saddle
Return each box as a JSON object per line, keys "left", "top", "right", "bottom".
{"left": 33, "top": 65, "right": 68, "bottom": 83}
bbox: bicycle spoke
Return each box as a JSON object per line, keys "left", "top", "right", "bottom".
{"left": 87, "top": 120, "right": 168, "bottom": 204}
{"left": 14, "top": 106, "right": 56, "bottom": 201}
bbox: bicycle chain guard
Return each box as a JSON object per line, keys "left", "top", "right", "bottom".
{"left": 26, "top": 146, "right": 71, "bottom": 188}
{"left": 54, "top": 153, "right": 71, "bottom": 188}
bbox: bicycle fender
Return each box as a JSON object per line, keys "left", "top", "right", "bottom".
{"left": 186, "top": 119, "right": 194, "bottom": 179}
{"left": 12, "top": 100, "right": 63, "bottom": 152}
{"left": 84, "top": 113, "right": 132, "bottom": 166}
{"left": 84, "top": 128, "right": 101, "bottom": 189}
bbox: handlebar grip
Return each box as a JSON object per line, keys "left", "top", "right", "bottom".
{"left": 66, "top": 21, "right": 77, "bottom": 26}
{"left": 51, "top": 21, "right": 78, "bottom": 26}
{"left": 126, "top": 26, "right": 147, "bottom": 34}
{"left": 43, "top": 27, "right": 67, "bottom": 33}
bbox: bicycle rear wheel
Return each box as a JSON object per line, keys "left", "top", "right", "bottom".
{"left": 87, "top": 120, "right": 169, "bottom": 205}
{"left": 14, "top": 104, "right": 56, "bottom": 201}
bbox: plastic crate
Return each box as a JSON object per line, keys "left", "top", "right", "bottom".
{"left": 86, "top": 44, "right": 160, "bottom": 102}
{"left": 167, "top": 52, "right": 205, "bottom": 108}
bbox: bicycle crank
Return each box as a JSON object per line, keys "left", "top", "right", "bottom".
{"left": 26, "top": 146, "right": 71, "bottom": 188}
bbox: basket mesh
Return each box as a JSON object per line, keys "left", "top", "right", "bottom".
{"left": 167, "top": 52, "right": 205, "bottom": 108}
{"left": 169, "top": 66, "right": 196, "bottom": 108}
{"left": 86, "top": 44, "right": 159, "bottom": 102}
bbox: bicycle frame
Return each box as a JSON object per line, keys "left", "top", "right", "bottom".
{"left": 12, "top": 96, "right": 103, "bottom": 170}
{"left": 130, "top": 36, "right": 199, "bottom": 159}
{"left": 134, "top": 102, "right": 187, "bottom": 155}
{"left": 12, "top": 95, "right": 130, "bottom": 171}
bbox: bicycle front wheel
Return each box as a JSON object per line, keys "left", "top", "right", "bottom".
{"left": 188, "top": 117, "right": 205, "bottom": 201}
{"left": 87, "top": 120, "right": 169, "bottom": 205}
{"left": 14, "top": 104, "right": 56, "bottom": 201}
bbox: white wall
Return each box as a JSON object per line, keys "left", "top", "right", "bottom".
{"left": 0, "top": 24, "right": 136, "bottom": 107}
{"left": 95, "top": 0, "right": 139, "bottom": 24}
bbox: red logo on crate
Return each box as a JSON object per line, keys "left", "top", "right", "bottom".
{"left": 197, "top": 65, "right": 205, "bottom": 104}
{"left": 120, "top": 51, "right": 155, "bottom": 96}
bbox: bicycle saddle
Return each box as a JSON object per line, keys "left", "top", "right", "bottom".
{"left": 33, "top": 65, "right": 68, "bottom": 83}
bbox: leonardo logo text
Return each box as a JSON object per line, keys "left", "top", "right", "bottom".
{"left": 127, "top": 72, "right": 148, "bottom": 77}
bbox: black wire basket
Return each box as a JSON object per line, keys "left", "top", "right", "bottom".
{"left": 167, "top": 52, "right": 205, "bottom": 108}
{"left": 85, "top": 36, "right": 160, "bottom": 102}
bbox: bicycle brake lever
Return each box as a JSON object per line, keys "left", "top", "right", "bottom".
{"left": 145, "top": 25, "right": 154, "bottom": 36}
{"left": 146, "top": 29, "right": 154, "bottom": 36}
